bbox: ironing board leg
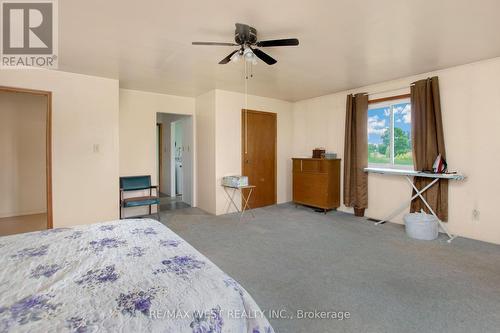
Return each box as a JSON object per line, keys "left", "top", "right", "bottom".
{"left": 374, "top": 176, "right": 456, "bottom": 243}
{"left": 374, "top": 177, "right": 438, "bottom": 225}
{"left": 406, "top": 177, "right": 456, "bottom": 242}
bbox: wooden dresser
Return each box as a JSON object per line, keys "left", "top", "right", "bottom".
{"left": 292, "top": 158, "right": 341, "bottom": 212}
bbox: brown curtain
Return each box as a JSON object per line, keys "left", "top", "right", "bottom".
{"left": 343, "top": 93, "right": 369, "bottom": 211}
{"left": 410, "top": 77, "right": 448, "bottom": 221}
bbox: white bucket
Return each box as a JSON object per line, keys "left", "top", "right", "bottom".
{"left": 404, "top": 211, "right": 438, "bottom": 240}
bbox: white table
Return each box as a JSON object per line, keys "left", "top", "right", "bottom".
{"left": 222, "top": 185, "right": 256, "bottom": 219}
{"left": 364, "top": 167, "right": 466, "bottom": 243}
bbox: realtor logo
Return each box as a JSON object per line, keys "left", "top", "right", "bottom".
{"left": 1, "top": 0, "right": 58, "bottom": 68}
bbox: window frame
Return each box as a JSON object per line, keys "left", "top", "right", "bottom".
{"left": 367, "top": 97, "right": 413, "bottom": 170}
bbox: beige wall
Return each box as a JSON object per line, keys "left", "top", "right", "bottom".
{"left": 119, "top": 89, "right": 195, "bottom": 216}
{"left": 121, "top": 88, "right": 294, "bottom": 217}
{"left": 195, "top": 90, "right": 217, "bottom": 214}
{"left": 293, "top": 57, "right": 500, "bottom": 245}
{"left": 0, "top": 91, "right": 47, "bottom": 218}
{"left": 2, "top": 60, "right": 497, "bottom": 246}
{"left": 0, "top": 69, "right": 119, "bottom": 227}
{"left": 214, "top": 90, "right": 293, "bottom": 215}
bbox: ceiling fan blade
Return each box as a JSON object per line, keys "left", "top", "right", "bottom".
{"left": 256, "top": 38, "right": 299, "bottom": 47}
{"left": 218, "top": 50, "right": 239, "bottom": 64}
{"left": 192, "top": 42, "right": 238, "bottom": 46}
{"left": 253, "top": 48, "right": 277, "bottom": 65}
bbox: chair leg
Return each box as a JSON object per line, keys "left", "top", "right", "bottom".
{"left": 149, "top": 205, "right": 151, "bottom": 216}
{"left": 119, "top": 206, "right": 122, "bottom": 219}
{"left": 157, "top": 204, "right": 161, "bottom": 221}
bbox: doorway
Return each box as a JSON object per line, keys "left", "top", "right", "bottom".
{"left": 0, "top": 86, "right": 52, "bottom": 236}
{"left": 157, "top": 123, "right": 163, "bottom": 193}
{"left": 156, "top": 113, "right": 193, "bottom": 211}
{"left": 172, "top": 120, "right": 184, "bottom": 198}
{"left": 241, "top": 109, "right": 277, "bottom": 209}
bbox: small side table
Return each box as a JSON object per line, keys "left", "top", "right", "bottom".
{"left": 222, "top": 185, "right": 256, "bottom": 219}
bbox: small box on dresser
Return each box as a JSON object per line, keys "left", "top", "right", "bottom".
{"left": 292, "top": 158, "right": 341, "bottom": 213}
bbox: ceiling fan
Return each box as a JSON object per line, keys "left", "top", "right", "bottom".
{"left": 192, "top": 23, "right": 299, "bottom": 65}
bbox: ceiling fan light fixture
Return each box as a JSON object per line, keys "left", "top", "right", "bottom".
{"left": 230, "top": 52, "right": 240, "bottom": 63}
{"left": 243, "top": 47, "right": 254, "bottom": 62}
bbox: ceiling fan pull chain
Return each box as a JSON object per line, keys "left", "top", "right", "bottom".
{"left": 244, "top": 61, "right": 248, "bottom": 155}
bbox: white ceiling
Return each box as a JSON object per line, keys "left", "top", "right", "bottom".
{"left": 58, "top": 0, "right": 500, "bottom": 101}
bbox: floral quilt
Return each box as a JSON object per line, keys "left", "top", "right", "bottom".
{"left": 0, "top": 219, "right": 274, "bottom": 333}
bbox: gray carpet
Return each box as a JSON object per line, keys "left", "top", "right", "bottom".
{"left": 155, "top": 203, "right": 500, "bottom": 333}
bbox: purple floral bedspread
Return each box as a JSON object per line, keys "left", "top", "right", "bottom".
{"left": 0, "top": 219, "right": 273, "bottom": 333}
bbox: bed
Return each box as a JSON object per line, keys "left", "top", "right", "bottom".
{"left": 0, "top": 219, "right": 273, "bottom": 333}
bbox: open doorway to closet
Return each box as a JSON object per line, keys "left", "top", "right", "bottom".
{"left": 0, "top": 86, "right": 52, "bottom": 236}
{"left": 156, "top": 113, "right": 193, "bottom": 212}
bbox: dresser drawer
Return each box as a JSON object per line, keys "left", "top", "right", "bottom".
{"left": 293, "top": 159, "right": 328, "bottom": 173}
{"left": 293, "top": 173, "right": 329, "bottom": 206}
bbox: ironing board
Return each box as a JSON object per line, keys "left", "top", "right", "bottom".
{"left": 364, "top": 167, "right": 465, "bottom": 243}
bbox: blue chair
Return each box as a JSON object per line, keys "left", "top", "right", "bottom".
{"left": 120, "top": 175, "right": 160, "bottom": 220}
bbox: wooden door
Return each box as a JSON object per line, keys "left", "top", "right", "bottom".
{"left": 242, "top": 109, "right": 277, "bottom": 209}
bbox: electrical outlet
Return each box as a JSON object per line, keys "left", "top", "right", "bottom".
{"left": 472, "top": 209, "right": 480, "bottom": 221}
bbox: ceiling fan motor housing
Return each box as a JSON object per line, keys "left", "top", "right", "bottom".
{"left": 235, "top": 23, "right": 257, "bottom": 45}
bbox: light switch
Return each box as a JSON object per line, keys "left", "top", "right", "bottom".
{"left": 93, "top": 144, "right": 100, "bottom": 153}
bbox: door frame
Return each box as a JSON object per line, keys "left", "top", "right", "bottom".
{"left": 157, "top": 123, "right": 163, "bottom": 193}
{"left": 241, "top": 109, "right": 277, "bottom": 206}
{"left": 170, "top": 121, "right": 176, "bottom": 196}
{"left": 171, "top": 119, "right": 185, "bottom": 197}
{"left": 0, "top": 86, "right": 53, "bottom": 229}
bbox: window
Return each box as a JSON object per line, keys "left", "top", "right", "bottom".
{"left": 367, "top": 98, "right": 413, "bottom": 168}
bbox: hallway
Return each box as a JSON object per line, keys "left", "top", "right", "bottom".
{"left": 159, "top": 193, "right": 191, "bottom": 212}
